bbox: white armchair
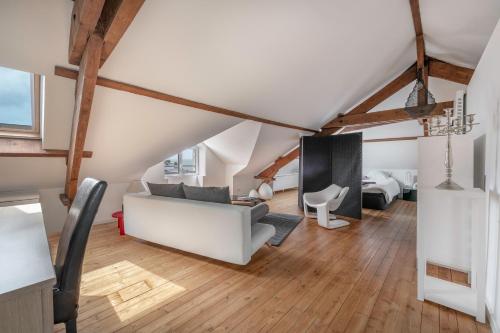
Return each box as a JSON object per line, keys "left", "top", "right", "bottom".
{"left": 303, "top": 184, "right": 350, "bottom": 229}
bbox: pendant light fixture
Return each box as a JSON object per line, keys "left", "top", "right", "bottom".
{"left": 404, "top": 68, "right": 436, "bottom": 118}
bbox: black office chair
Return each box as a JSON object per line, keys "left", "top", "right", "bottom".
{"left": 53, "top": 178, "right": 107, "bottom": 333}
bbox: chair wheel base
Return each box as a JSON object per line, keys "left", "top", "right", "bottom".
{"left": 321, "top": 219, "right": 350, "bottom": 229}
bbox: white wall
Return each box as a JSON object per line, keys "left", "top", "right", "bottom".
{"left": 225, "top": 165, "right": 246, "bottom": 194}
{"left": 232, "top": 124, "right": 302, "bottom": 195}
{"left": 39, "top": 183, "right": 129, "bottom": 236}
{"left": 467, "top": 19, "right": 500, "bottom": 332}
{"left": 418, "top": 135, "right": 474, "bottom": 189}
{"left": 202, "top": 144, "right": 227, "bottom": 187}
{"left": 362, "top": 121, "right": 421, "bottom": 172}
{"left": 204, "top": 121, "right": 263, "bottom": 193}
{"left": 233, "top": 175, "right": 261, "bottom": 196}
{"left": 272, "top": 158, "right": 299, "bottom": 192}
{"left": 364, "top": 140, "right": 418, "bottom": 171}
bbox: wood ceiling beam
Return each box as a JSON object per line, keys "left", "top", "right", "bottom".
{"left": 318, "top": 127, "right": 344, "bottom": 136}
{"left": 68, "top": 0, "right": 106, "bottom": 65}
{"left": 422, "top": 120, "right": 430, "bottom": 136}
{"left": 409, "top": 0, "right": 431, "bottom": 136}
{"left": 364, "top": 136, "right": 420, "bottom": 143}
{"left": 340, "top": 120, "right": 404, "bottom": 133}
{"left": 0, "top": 138, "right": 92, "bottom": 158}
{"left": 64, "top": 0, "right": 145, "bottom": 203}
{"left": 409, "top": 0, "right": 425, "bottom": 71}
{"left": 65, "top": 33, "right": 103, "bottom": 201}
{"left": 409, "top": 0, "right": 423, "bottom": 36}
{"left": 416, "top": 34, "right": 426, "bottom": 72}
{"left": 97, "top": 0, "right": 145, "bottom": 67}
{"left": 54, "top": 66, "right": 319, "bottom": 134}
{"left": 428, "top": 57, "right": 474, "bottom": 85}
{"left": 69, "top": 0, "right": 144, "bottom": 67}
{"left": 324, "top": 101, "right": 453, "bottom": 128}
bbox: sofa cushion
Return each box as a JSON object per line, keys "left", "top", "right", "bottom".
{"left": 147, "top": 182, "right": 186, "bottom": 199}
{"left": 250, "top": 203, "right": 269, "bottom": 226}
{"left": 183, "top": 185, "right": 231, "bottom": 204}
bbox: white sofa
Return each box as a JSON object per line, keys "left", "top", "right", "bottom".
{"left": 123, "top": 193, "right": 276, "bottom": 265}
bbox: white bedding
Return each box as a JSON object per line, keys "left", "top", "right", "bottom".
{"left": 363, "top": 177, "right": 401, "bottom": 203}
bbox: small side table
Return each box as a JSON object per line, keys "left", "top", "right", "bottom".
{"left": 402, "top": 188, "right": 417, "bottom": 201}
{"left": 112, "top": 211, "right": 125, "bottom": 235}
{"left": 231, "top": 196, "right": 264, "bottom": 207}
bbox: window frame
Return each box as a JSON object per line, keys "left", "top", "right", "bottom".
{"left": 0, "top": 73, "right": 41, "bottom": 139}
{"left": 164, "top": 147, "right": 199, "bottom": 177}
{"left": 164, "top": 154, "right": 180, "bottom": 176}
{"left": 179, "top": 147, "right": 198, "bottom": 175}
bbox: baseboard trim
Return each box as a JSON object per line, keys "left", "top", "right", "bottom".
{"left": 273, "top": 187, "right": 298, "bottom": 193}
{"left": 487, "top": 305, "right": 499, "bottom": 333}
{"left": 95, "top": 218, "right": 116, "bottom": 225}
{"left": 47, "top": 218, "right": 117, "bottom": 238}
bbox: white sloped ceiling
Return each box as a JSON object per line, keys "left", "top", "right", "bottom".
{"left": 79, "top": 87, "right": 241, "bottom": 182}
{"left": 204, "top": 120, "right": 262, "bottom": 166}
{"left": 99, "top": 0, "right": 417, "bottom": 130}
{"left": 236, "top": 125, "right": 302, "bottom": 177}
{"left": 421, "top": 0, "right": 500, "bottom": 68}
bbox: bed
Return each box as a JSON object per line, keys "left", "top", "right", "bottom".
{"left": 362, "top": 171, "right": 401, "bottom": 210}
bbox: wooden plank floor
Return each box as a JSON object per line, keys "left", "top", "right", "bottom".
{"left": 50, "top": 190, "right": 491, "bottom": 333}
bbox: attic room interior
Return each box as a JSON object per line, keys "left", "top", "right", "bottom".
{"left": 2, "top": 1, "right": 500, "bottom": 332}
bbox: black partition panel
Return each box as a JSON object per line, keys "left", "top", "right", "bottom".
{"left": 299, "top": 136, "right": 332, "bottom": 206}
{"left": 299, "top": 133, "right": 362, "bottom": 219}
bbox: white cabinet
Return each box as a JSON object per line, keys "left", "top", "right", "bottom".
{"left": 417, "top": 188, "right": 487, "bottom": 322}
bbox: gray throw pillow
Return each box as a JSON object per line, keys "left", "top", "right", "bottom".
{"left": 250, "top": 203, "right": 269, "bottom": 226}
{"left": 147, "top": 182, "right": 186, "bottom": 199}
{"left": 183, "top": 185, "right": 231, "bottom": 204}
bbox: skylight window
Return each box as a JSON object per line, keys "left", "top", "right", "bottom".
{"left": 0, "top": 66, "right": 41, "bottom": 138}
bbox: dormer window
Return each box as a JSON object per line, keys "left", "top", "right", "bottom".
{"left": 164, "top": 147, "right": 199, "bottom": 176}
{"left": 0, "top": 66, "right": 42, "bottom": 139}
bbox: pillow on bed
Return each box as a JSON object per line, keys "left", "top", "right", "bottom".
{"left": 367, "top": 170, "right": 390, "bottom": 181}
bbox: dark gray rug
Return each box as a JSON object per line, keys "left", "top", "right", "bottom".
{"left": 258, "top": 213, "right": 304, "bottom": 246}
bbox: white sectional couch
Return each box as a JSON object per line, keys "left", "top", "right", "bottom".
{"left": 123, "top": 193, "right": 275, "bottom": 265}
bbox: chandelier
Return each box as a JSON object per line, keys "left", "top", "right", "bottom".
{"left": 404, "top": 69, "right": 437, "bottom": 118}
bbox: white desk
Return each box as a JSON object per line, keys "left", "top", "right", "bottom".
{"left": 0, "top": 203, "right": 55, "bottom": 333}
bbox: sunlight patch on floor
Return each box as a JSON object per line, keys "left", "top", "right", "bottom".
{"left": 81, "top": 260, "right": 186, "bottom": 322}
{"left": 13, "top": 203, "right": 42, "bottom": 214}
